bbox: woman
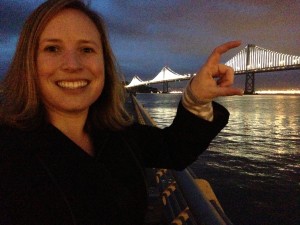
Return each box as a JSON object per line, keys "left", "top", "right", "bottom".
{"left": 0, "top": 0, "right": 243, "bottom": 224}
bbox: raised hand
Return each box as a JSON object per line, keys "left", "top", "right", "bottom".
{"left": 190, "top": 41, "right": 244, "bottom": 101}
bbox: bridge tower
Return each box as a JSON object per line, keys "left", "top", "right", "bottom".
{"left": 245, "top": 44, "right": 256, "bottom": 94}
{"left": 162, "top": 67, "right": 169, "bottom": 93}
{"left": 245, "top": 72, "right": 255, "bottom": 94}
{"left": 163, "top": 82, "right": 169, "bottom": 93}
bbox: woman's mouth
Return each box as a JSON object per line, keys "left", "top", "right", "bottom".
{"left": 56, "top": 80, "right": 89, "bottom": 89}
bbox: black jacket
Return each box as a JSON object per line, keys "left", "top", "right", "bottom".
{"left": 0, "top": 102, "right": 229, "bottom": 225}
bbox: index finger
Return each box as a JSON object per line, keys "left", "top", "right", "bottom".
{"left": 206, "top": 40, "right": 241, "bottom": 65}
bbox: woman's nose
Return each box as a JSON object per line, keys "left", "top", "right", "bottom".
{"left": 61, "top": 50, "right": 82, "bottom": 72}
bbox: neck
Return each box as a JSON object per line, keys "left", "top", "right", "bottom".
{"left": 47, "top": 110, "right": 94, "bottom": 156}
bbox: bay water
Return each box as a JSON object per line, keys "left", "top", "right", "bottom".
{"left": 136, "top": 93, "right": 299, "bottom": 225}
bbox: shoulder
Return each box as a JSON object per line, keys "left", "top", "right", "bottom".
{"left": 0, "top": 124, "right": 27, "bottom": 142}
{"left": 0, "top": 124, "right": 38, "bottom": 157}
{"left": 0, "top": 124, "right": 21, "bottom": 146}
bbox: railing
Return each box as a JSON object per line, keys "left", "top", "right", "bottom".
{"left": 127, "top": 93, "right": 233, "bottom": 225}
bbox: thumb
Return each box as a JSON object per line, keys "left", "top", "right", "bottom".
{"left": 216, "top": 87, "right": 244, "bottom": 97}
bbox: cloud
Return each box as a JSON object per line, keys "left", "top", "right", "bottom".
{"left": 0, "top": 0, "right": 45, "bottom": 77}
{"left": 100, "top": 0, "right": 300, "bottom": 85}
{"left": 0, "top": 0, "right": 39, "bottom": 38}
{"left": 1, "top": 0, "right": 299, "bottom": 88}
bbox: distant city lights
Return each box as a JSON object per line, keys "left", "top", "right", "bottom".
{"left": 255, "top": 89, "right": 300, "bottom": 94}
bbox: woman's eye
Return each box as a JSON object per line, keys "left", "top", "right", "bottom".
{"left": 82, "top": 47, "right": 95, "bottom": 53}
{"left": 44, "top": 46, "right": 59, "bottom": 52}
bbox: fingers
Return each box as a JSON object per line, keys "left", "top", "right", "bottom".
{"left": 214, "top": 64, "right": 244, "bottom": 96}
{"left": 192, "top": 41, "right": 243, "bottom": 99}
{"left": 206, "top": 40, "right": 241, "bottom": 65}
{"left": 215, "top": 64, "right": 234, "bottom": 87}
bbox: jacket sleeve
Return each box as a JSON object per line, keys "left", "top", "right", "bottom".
{"left": 124, "top": 100, "right": 229, "bottom": 170}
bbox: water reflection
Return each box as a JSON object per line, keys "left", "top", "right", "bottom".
{"left": 137, "top": 94, "right": 300, "bottom": 159}
{"left": 215, "top": 95, "right": 300, "bottom": 159}
{"left": 137, "top": 93, "right": 180, "bottom": 128}
{"left": 136, "top": 93, "right": 300, "bottom": 225}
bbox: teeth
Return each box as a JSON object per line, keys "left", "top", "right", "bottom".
{"left": 57, "top": 80, "right": 88, "bottom": 89}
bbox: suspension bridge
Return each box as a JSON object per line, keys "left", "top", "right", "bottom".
{"left": 125, "top": 44, "right": 300, "bottom": 94}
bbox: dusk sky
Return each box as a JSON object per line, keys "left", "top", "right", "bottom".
{"left": 1, "top": 0, "right": 300, "bottom": 90}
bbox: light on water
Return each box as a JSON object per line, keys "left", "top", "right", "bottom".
{"left": 255, "top": 89, "right": 300, "bottom": 94}
{"left": 136, "top": 93, "right": 299, "bottom": 225}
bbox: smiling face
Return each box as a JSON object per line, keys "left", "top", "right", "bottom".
{"left": 37, "top": 8, "right": 105, "bottom": 119}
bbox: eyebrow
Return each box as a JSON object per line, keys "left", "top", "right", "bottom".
{"left": 78, "top": 40, "right": 101, "bottom": 47}
{"left": 39, "top": 38, "right": 62, "bottom": 43}
{"left": 40, "top": 38, "right": 101, "bottom": 47}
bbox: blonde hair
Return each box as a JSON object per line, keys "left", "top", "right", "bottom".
{"left": 0, "top": 0, "right": 132, "bottom": 131}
